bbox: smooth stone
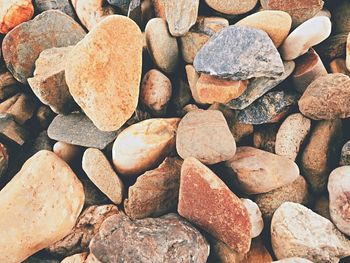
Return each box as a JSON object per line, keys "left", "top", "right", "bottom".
{"left": 82, "top": 148, "right": 125, "bottom": 205}
{"left": 205, "top": 0, "right": 257, "bottom": 15}
{"left": 0, "top": 143, "right": 8, "bottom": 180}
{"left": 90, "top": 213, "right": 209, "bottom": 263}
{"left": 275, "top": 113, "right": 311, "bottom": 161}
{"left": 340, "top": 141, "right": 350, "bottom": 166}
{"left": 0, "top": 0, "right": 34, "bottom": 33}
{"left": 194, "top": 25, "right": 284, "bottom": 80}
{"left": 185, "top": 64, "right": 200, "bottom": 103}
{"left": 176, "top": 109, "right": 236, "bottom": 165}
{"left": 330, "top": 58, "right": 350, "bottom": 76}
{"left": 315, "top": 33, "right": 348, "bottom": 62}
{"left": 347, "top": 32, "right": 350, "bottom": 72}
{"left": 124, "top": 157, "right": 182, "bottom": 219}
{"left": 112, "top": 118, "right": 180, "bottom": 176}
{"left": 301, "top": 119, "right": 343, "bottom": 193}
{"left": 178, "top": 157, "right": 252, "bottom": 253}
{"left": 225, "top": 146, "right": 300, "bottom": 194}
{"left": 61, "top": 253, "right": 88, "bottom": 263}
{"left": 53, "top": 141, "right": 81, "bottom": 164}
{"left": 0, "top": 93, "right": 36, "bottom": 124}
{"left": 241, "top": 198, "right": 264, "bottom": 238}
{"left": 2, "top": 10, "right": 85, "bottom": 84}
{"left": 28, "top": 46, "right": 77, "bottom": 114}
{"left": 0, "top": 150, "right": 84, "bottom": 263}
{"left": 227, "top": 61, "right": 295, "bottom": 110}
{"left": 236, "top": 10, "right": 291, "bottom": 47}
{"left": 34, "top": 0, "right": 77, "bottom": 19}
{"left": 253, "top": 123, "right": 279, "bottom": 153}
{"left": 332, "top": 1, "right": 350, "bottom": 34}
{"left": 145, "top": 18, "right": 179, "bottom": 74}
{"left": 47, "top": 113, "right": 119, "bottom": 150}
{"left": 313, "top": 195, "right": 331, "bottom": 220}
{"left": 0, "top": 114, "right": 29, "bottom": 146}
{"left": 236, "top": 91, "right": 299, "bottom": 125}
{"left": 271, "top": 202, "right": 350, "bottom": 262}
{"left": 280, "top": 16, "right": 331, "bottom": 61}
{"left": 299, "top": 73, "right": 350, "bottom": 120}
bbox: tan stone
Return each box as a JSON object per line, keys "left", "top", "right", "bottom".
{"left": 185, "top": 64, "right": 201, "bottom": 103}
{"left": 53, "top": 141, "right": 82, "bottom": 164}
{"left": 0, "top": 93, "right": 36, "bottom": 124}
{"left": 61, "top": 253, "right": 88, "bottom": 263}
{"left": 205, "top": 0, "right": 257, "bottom": 15}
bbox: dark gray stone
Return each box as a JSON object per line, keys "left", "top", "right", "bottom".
{"left": 128, "top": 0, "right": 141, "bottom": 26}
{"left": 193, "top": 25, "right": 284, "bottom": 80}
{"left": 34, "top": 0, "right": 77, "bottom": 19}
{"left": 340, "top": 140, "right": 350, "bottom": 166}
{"left": 107, "top": 0, "right": 131, "bottom": 14}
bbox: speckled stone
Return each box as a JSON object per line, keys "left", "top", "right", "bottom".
{"left": 205, "top": 0, "right": 257, "bottom": 15}
{"left": 340, "top": 141, "right": 350, "bottom": 166}
{"left": 193, "top": 25, "right": 284, "bottom": 81}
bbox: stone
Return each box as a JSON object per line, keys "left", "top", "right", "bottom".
{"left": 205, "top": 0, "right": 257, "bottom": 15}
{"left": 53, "top": 142, "right": 82, "bottom": 164}
{"left": 253, "top": 124, "right": 279, "bottom": 153}
{"left": 273, "top": 258, "right": 313, "bottom": 263}
{"left": 194, "top": 25, "right": 284, "bottom": 80}
{"left": 0, "top": 0, "right": 34, "bottom": 34}
{"left": 35, "top": 105, "right": 55, "bottom": 130}
{"left": 90, "top": 213, "right": 209, "bottom": 263}
{"left": 47, "top": 113, "right": 119, "bottom": 150}
{"left": 280, "top": 16, "right": 331, "bottom": 61}
{"left": 332, "top": 1, "right": 350, "bottom": 34}
{"left": 275, "top": 113, "right": 311, "bottom": 161}
{"left": 330, "top": 58, "right": 350, "bottom": 76}
{"left": 125, "top": 108, "right": 152, "bottom": 126}
{"left": 112, "top": 118, "right": 179, "bottom": 176}
{"left": 0, "top": 150, "right": 84, "bottom": 263}
{"left": 127, "top": 0, "right": 141, "bottom": 27}
{"left": 227, "top": 61, "right": 295, "bottom": 110}
{"left": 241, "top": 198, "right": 264, "bottom": 238}
{"left": 145, "top": 18, "right": 179, "bottom": 74}
{"left": 299, "top": 73, "right": 350, "bottom": 120}
{"left": 0, "top": 143, "right": 8, "bottom": 180}
{"left": 271, "top": 202, "right": 350, "bottom": 262}
{"left": 0, "top": 71, "right": 21, "bottom": 101}
{"left": 347, "top": 32, "right": 350, "bottom": 72}
{"left": 124, "top": 157, "right": 182, "bottom": 219}
{"left": 236, "top": 10, "right": 291, "bottom": 47}
{"left": 34, "top": 0, "right": 77, "bottom": 19}
{"left": 82, "top": 148, "right": 124, "bottom": 205}
{"left": 2, "top": 10, "right": 85, "bottom": 84}
{"left": 185, "top": 64, "right": 201, "bottom": 103}
{"left": 0, "top": 114, "right": 29, "bottom": 146}
{"left": 315, "top": 33, "right": 348, "bottom": 62}
{"left": 140, "top": 69, "right": 172, "bottom": 116}
{"left": 152, "top": 0, "right": 165, "bottom": 18}
{"left": 47, "top": 205, "right": 118, "bottom": 257}
{"left": 28, "top": 46, "right": 77, "bottom": 114}
{"left": 178, "top": 157, "right": 251, "bottom": 253}
{"left": 301, "top": 119, "right": 343, "bottom": 193}
{"left": 173, "top": 73, "right": 193, "bottom": 113}
{"left": 340, "top": 141, "right": 350, "bottom": 166}
{"left": 61, "top": 253, "right": 88, "bottom": 263}
{"left": 328, "top": 166, "right": 350, "bottom": 236}
{"left": 225, "top": 146, "right": 300, "bottom": 194}
{"left": 313, "top": 195, "right": 331, "bottom": 220}
{"left": 0, "top": 93, "right": 36, "bottom": 124}
{"left": 176, "top": 109, "right": 236, "bottom": 165}
{"left": 81, "top": 179, "right": 109, "bottom": 207}
{"left": 237, "top": 91, "right": 299, "bottom": 125}
{"left": 254, "top": 176, "right": 310, "bottom": 220}
{"left": 107, "top": 0, "right": 131, "bottom": 14}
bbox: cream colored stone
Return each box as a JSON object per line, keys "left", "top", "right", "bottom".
{"left": 241, "top": 198, "right": 264, "bottom": 238}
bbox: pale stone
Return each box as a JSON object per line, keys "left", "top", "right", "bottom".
{"left": 241, "top": 198, "right": 264, "bottom": 238}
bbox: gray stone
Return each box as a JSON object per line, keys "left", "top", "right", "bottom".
{"left": 193, "top": 25, "right": 284, "bottom": 80}
{"left": 34, "top": 0, "right": 77, "bottom": 19}
{"left": 340, "top": 140, "right": 350, "bottom": 166}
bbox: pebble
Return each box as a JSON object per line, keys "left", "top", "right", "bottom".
{"left": 34, "top": 0, "right": 77, "bottom": 19}
{"left": 205, "top": 0, "right": 257, "bottom": 15}
{"left": 280, "top": 16, "right": 331, "bottom": 61}
{"left": 124, "top": 157, "right": 182, "bottom": 219}
{"left": 299, "top": 73, "right": 350, "bottom": 120}
{"left": 0, "top": 150, "right": 84, "bottom": 263}
{"left": 315, "top": 32, "right": 348, "bottom": 61}
{"left": 328, "top": 166, "right": 350, "bottom": 236}
{"left": 340, "top": 141, "right": 350, "bottom": 166}
{"left": 2, "top": 10, "right": 85, "bottom": 84}
{"left": 176, "top": 109, "right": 236, "bottom": 165}
{"left": 194, "top": 25, "right": 284, "bottom": 80}
{"left": 145, "top": 18, "right": 179, "bottom": 74}
{"left": 53, "top": 141, "right": 81, "bottom": 164}
{"left": 0, "top": 93, "right": 36, "bottom": 124}
{"left": 28, "top": 46, "right": 77, "bottom": 114}
{"left": 0, "top": 143, "right": 8, "bottom": 180}
{"left": 253, "top": 124, "right": 279, "bottom": 153}
{"left": 271, "top": 202, "right": 350, "bottom": 262}
{"left": 185, "top": 65, "right": 200, "bottom": 103}
{"left": 112, "top": 118, "right": 179, "bottom": 176}
{"left": 90, "top": 213, "right": 210, "bottom": 263}
{"left": 241, "top": 198, "right": 264, "bottom": 238}
{"left": 66, "top": 15, "right": 142, "bottom": 132}
{"left": 236, "top": 10, "right": 291, "bottom": 47}
{"left": 225, "top": 146, "right": 300, "bottom": 194}
{"left": 332, "top": 1, "right": 350, "bottom": 34}
{"left": 48, "top": 113, "right": 119, "bottom": 150}
{"left": 82, "top": 148, "right": 124, "bottom": 205}
{"left": 330, "top": 58, "right": 350, "bottom": 76}
{"left": 178, "top": 157, "right": 252, "bottom": 253}
{"left": 0, "top": 113, "right": 29, "bottom": 146}
{"left": 275, "top": 113, "right": 311, "bottom": 161}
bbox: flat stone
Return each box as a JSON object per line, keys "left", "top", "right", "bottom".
{"left": 340, "top": 141, "right": 350, "bottom": 166}
{"left": 271, "top": 202, "right": 350, "bottom": 262}
{"left": 124, "top": 157, "right": 182, "bottom": 219}
{"left": 0, "top": 93, "right": 36, "bottom": 124}
{"left": 34, "top": 0, "right": 77, "bottom": 19}
{"left": 0, "top": 143, "right": 8, "bottom": 181}
{"left": 227, "top": 61, "right": 295, "bottom": 110}
{"left": 253, "top": 124, "right": 279, "bottom": 153}
{"left": 176, "top": 109, "right": 236, "bottom": 165}
{"left": 315, "top": 33, "right": 348, "bottom": 62}
{"left": 47, "top": 113, "right": 119, "bottom": 150}
{"left": 178, "top": 157, "right": 251, "bottom": 253}
{"left": 82, "top": 148, "right": 124, "bottom": 204}
{"left": 0, "top": 114, "right": 29, "bottom": 146}
{"left": 28, "top": 46, "right": 77, "bottom": 114}
{"left": 332, "top": 1, "right": 350, "bottom": 34}
{"left": 241, "top": 198, "right": 264, "bottom": 238}
{"left": 0, "top": 150, "right": 84, "bottom": 263}
{"left": 330, "top": 58, "right": 350, "bottom": 76}
{"left": 205, "top": 0, "right": 257, "bottom": 15}
{"left": 2, "top": 10, "right": 85, "bottom": 84}
{"left": 225, "top": 146, "right": 300, "bottom": 194}
{"left": 299, "top": 73, "right": 350, "bottom": 120}
{"left": 90, "top": 213, "right": 209, "bottom": 263}
{"left": 194, "top": 25, "right": 284, "bottom": 80}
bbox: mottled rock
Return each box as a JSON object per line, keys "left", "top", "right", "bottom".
{"left": 330, "top": 58, "right": 350, "bottom": 76}
{"left": 205, "top": 0, "right": 257, "bottom": 15}
{"left": 271, "top": 202, "right": 350, "bottom": 262}
{"left": 90, "top": 213, "right": 209, "bottom": 263}
{"left": 0, "top": 151, "right": 84, "bottom": 263}
{"left": 185, "top": 64, "right": 200, "bottom": 102}
{"left": 332, "top": 1, "right": 350, "bottom": 34}
{"left": 2, "top": 10, "right": 85, "bottom": 84}
{"left": 315, "top": 33, "right": 348, "bottom": 62}
{"left": 253, "top": 123, "right": 279, "bottom": 153}
{"left": 34, "top": 0, "right": 76, "bottom": 18}
{"left": 178, "top": 157, "right": 251, "bottom": 253}
{"left": 0, "top": 93, "right": 36, "bottom": 124}
{"left": 53, "top": 142, "right": 81, "bottom": 164}
{"left": 152, "top": 0, "right": 165, "bottom": 18}
{"left": 61, "top": 253, "right": 88, "bottom": 263}
{"left": 0, "top": 114, "right": 29, "bottom": 146}
{"left": 340, "top": 141, "right": 350, "bottom": 166}
{"left": 0, "top": 143, "right": 8, "bottom": 180}
{"left": 194, "top": 25, "right": 284, "bottom": 80}
{"left": 241, "top": 198, "right": 264, "bottom": 238}
{"left": 176, "top": 109, "right": 236, "bottom": 165}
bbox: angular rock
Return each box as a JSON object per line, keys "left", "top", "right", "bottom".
{"left": 225, "top": 146, "right": 300, "bottom": 194}
{"left": 271, "top": 202, "right": 350, "bottom": 262}
{"left": 124, "top": 157, "right": 182, "bottom": 219}
{"left": 241, "top": 199, "right": 264, "bottom": 238}
{"left": 178, "top": 157, "right": 251, "bottom": 253}
{"left": 253, "top": 123, "right": 279, "bottom": 153}
{"left": 194, "top": 25, "right": 284, "bottom": 80}
{"left": 0, "top": 93, "right": 36, "bottom": 124}
{"left": 205, "top": 0, "right": 257, "bottom": 15}
{"left": 34, "top": 0, "right": 77, "bottom": 19}
{"left": 53, "top": 141, "right": 82, "bottom": 164}
{"left": 340, "top": 141, "right": 350, "bottom": 166}
{"left": 0, "top": 114, "right": 29, "bottom": 146}
{"left": 315, "top": 33, "right": 348, "bottom": 62}
{"left": 0, "top": 150, "right": 84, "bottom": 263}
{"left": 2, "top": 10, "right": 85, "bottom": 84}
{"left": 47, "top": 113, "right": 119, "bottom": 150}
{"left": 90, "top": 213, "right": 209, "bottom": 263}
